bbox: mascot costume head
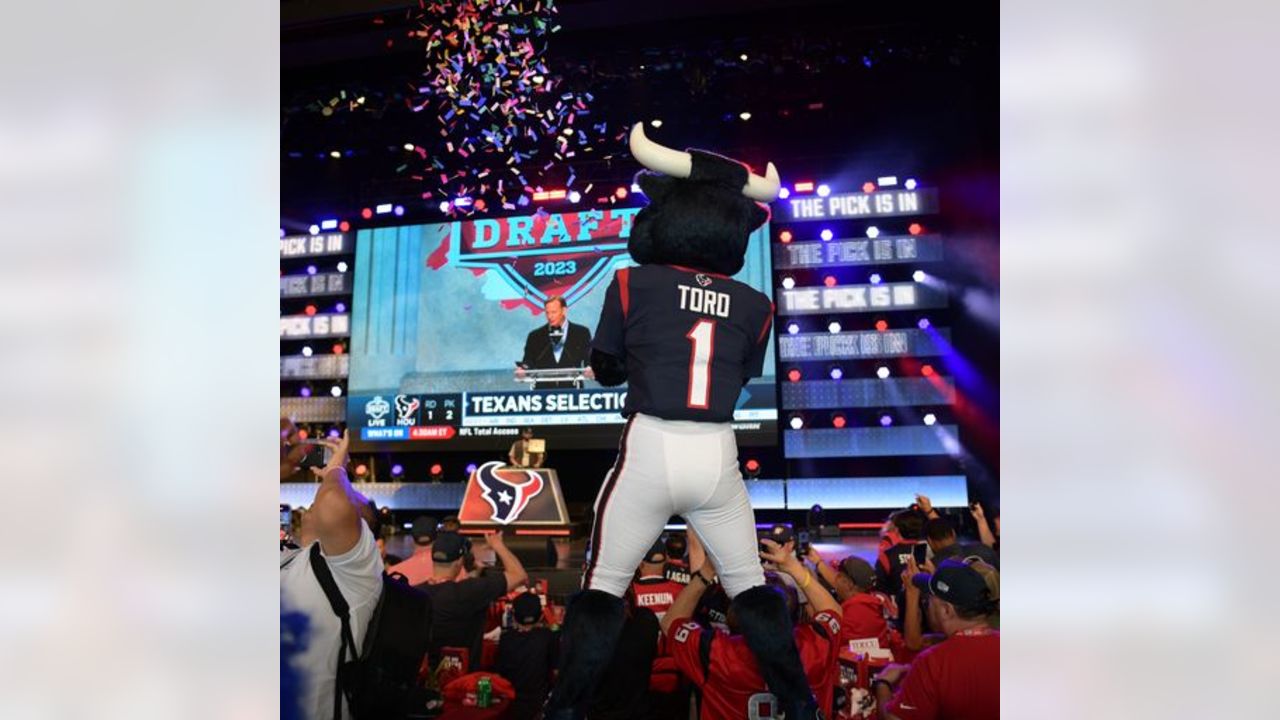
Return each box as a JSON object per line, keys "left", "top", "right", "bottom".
{"left": 546, "top": 126, "right": 821, "bottom": 720}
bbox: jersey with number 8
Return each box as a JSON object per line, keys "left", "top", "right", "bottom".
{"left": 592, "top": 265, "right": 774, "bottom": 422}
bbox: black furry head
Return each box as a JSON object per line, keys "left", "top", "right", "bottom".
{"left": 629, "top": 149, "right": 771, "bottom": 277}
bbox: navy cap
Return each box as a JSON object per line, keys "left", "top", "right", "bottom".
{"left": 432, "top": 532, "right": 468, "bottom": 563}
{"left": 768, "top": 524, "right": 795, "bottom": 545}
{"left": 411, "top": 515, "right": 439, "bottom": 544}
{"left": 512, "top": 592, "right": 543, "bottom": 625}
{"left": 839, "top": 556, "right": 877, "bottom": 590}
{"left": 911, "top": 559, "right": 993, "bottom": 612}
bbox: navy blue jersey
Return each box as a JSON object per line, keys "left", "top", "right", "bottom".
{"left": 592, "top": 264, "right": 774, "bottom": 423}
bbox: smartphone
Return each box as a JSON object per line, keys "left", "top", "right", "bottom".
{"left": 912, "top": 543, "right": 928, "bottom": 565}
{"left": 297, "top": 440, "right": 332, "bottom": 471}
{"left": 280, "top": 503, "right": 291, "bottom": 528}
{"left": 796, "top": 531, "right": 811, "bottom": 559}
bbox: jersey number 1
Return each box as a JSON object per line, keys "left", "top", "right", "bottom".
{"left": 685, "top": 319, "right": 716, "bottom": 409}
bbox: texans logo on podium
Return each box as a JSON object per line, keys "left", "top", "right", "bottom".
{"left": 474, "top": 461, "right": 544, "bottom": 524}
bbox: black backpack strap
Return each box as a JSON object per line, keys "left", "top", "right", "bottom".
{"left": 310, "top": 543, "right": 359, "bottom": 720}
{"left": 698, "top": 626, "right": 715, "bottom": 680}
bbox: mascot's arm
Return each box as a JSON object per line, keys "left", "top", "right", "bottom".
{"left": 590, "top": 348, "right": 628, "bottom": 386}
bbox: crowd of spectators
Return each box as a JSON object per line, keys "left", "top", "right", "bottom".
{"left": 281, "top": 420, "right": 999, "bottom": 719}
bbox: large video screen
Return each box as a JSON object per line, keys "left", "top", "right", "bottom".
{"left": 346, "top": 207, "right": 778, "bottom": 450}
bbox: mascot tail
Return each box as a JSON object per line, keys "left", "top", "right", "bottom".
{"left": 544, "top": 589, "right": 625, "bottom": 720}
{"left": 733, "top": 585, "right": 823, "bottom": 720}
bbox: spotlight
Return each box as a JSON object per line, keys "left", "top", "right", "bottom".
{"left": 908, "top": 223, "right": 923, "bottom": 235}
{"left": 862, "top": 181, "right": 876, "bottom": 193}
{"left": 309, "top": 224, "right": 320, "bottom": 235}
{"left": 569, "top": 190, "right": 582, "bottom": 203}
{"left": 332, "top": 344, "right": 345, "bottom": 355}
{"left": 921, "top": 364, "right": 935, "bottom": 377}
{"left": 820, "top": 229, "right": 833, "bottom": 241}
{"left": 361, "top": 208, "right": 372, "bottom": 219}
{"left": 875, "top": 319, "right": 888, "bottom": 332}
{"left": 330, "top": 385, "right": 343, "bottom": 397}
{"left": 876, "top": 366, "right": 891, "bottom": 379}
{"left": 879, "top": 414, "right": 893, "bottom": 427}
{"left": 306, "top": 265, "right": 317, "bottom": 276}
{"left": 905, "top": 178, "right": 918, "bottom": 190}
{"left": 562, "top": 127, "right": 574, "bottom": 136}
{"left": 824, "top": 276, "right": 836, "bottom": 287}
{"left": 335, "top": 302, "right": 346, "bottom": 313}
{"left": 787, "top": 368, "right": 801, "bottom": 382}
{"left": 299, "top": 387, "right": 312, "bottom": 398}
{"left": 829, "top": 366, "right": 843, "bottom": 380}
{"left": 465, "top": 462, "right": 478, "bottom": 475}
{"left": 376, "top": 204, "right": 394, "bottom": 214}
{"left": 917, "top": 317, "right": 931, "bottom": 329}
{"left": 778, "top": 187, "right": 791, "bottom": 200}
{"left": 866, "top": 226, "right": 880, "bottom": 238}
{"left": 794, "top": 182, "right": 815, "bottom": 193}
{"left": 328, "top": 428, "right": 341, "bottom": 439}
{"left": 739, "top": 112, "right": 752, "bottom": 121}
{"left": 877, "top": 176, "right": 898, "bottom": 187}
{"left": 817, "top": 184, "right": 831, "bottom": 197}
{"left": 321, "top": 219, "right": 338, "bottom": 230}
{"left": 779, "top": 230, "right": 793, "bottom": 243}
{"left": 615, "top": 186, "right": 628, "bottom": 199}
{"left": 393, "top": 205, "right": 405, "bottom": 216}
{"left": 297, "top": 429, "right": 309, "bottom": 440}
{"left": 744, "top": 458, "right": 760, "bottom": 480}
{"left": 739, "top": 53, "right": 749, "bottom": 62}
{"left": 304, "top": 305, "right": 317, "bottom": 316}
{"left": 301, "top": 346, "right": 313, "bottom": 357}
{"left": 832, "top": 414, "right": 847, "bottom": 429}
{"left": 404, "top": 143, "right": 415, "bottom": 151}
{"left": 631, "top": 182, "right": 641, "bottom": 193}
{"left": 790, "top": 416, "right": 804, "bottom": 430}
{"left": 869, "top": 273, "right": 882, "bottom": 285}
{"left": 923, "top": 413, "right": 937, "bottom": 426}
{"left": 430, "top": 464, "right": 444, "bottom": 482}
{"left": 650, "top": 119, "right": 663, "bottom": 128}
{"left": 337, "top": 261, "right": 349, "bottom": 273}
{"left": 330, "top": 151, "right": 341, "bottom": 159}
{"left": 912, "top": 270, "right": 926, "bottom": 282}
{"left": 828, "top": 321, "right": 842, "bottom": 333}
{"left": 787, "top": 322, "right": 800, "bottom": 335}
{"left": 782, "top": 276, "right": 795, "bottom": 290}
{"left": 390, "top": 464, "right": 404, "bottom": 478}
{"left": 339, "top": 221, "right": 350, "bottom": 232}
{"left": 439, "top": 201, "right": 451, "bottom": 213}
{"left": 354, "top": 464, "right": 368, "bottom": 478}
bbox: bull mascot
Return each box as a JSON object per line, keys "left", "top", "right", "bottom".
{"left": 545, "top": 125, "right": 821, "bottom": 719}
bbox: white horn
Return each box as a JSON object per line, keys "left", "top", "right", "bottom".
{"left": 743, "top": 162, "right": 780, "bottom": 202}
{"left": 629, "top": 123, "right": 692, "bottom": 178}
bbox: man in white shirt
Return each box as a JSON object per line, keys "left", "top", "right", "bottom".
{"left": 280, "top": 429, "right": 383, "bottom": 720}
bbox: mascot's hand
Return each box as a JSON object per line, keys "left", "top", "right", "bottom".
{"left": 589, "top": 348, "right": 627, "bottom": 387}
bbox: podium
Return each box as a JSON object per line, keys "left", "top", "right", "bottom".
{"left": 456, "top": 461, "right": 571, "bottom": 529}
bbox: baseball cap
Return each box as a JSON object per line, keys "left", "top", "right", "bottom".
{"left": 512, "top": 592, "right": 543, "bottom": 625}
{"left": 432, "top": 532, "right": 468, "bottom": 563}
{"left": 643, "top": 539, "right": 667, "bottom": 564}
{"left": 411, "top": 515, "right": 439, "bottom": 544}
{"left": 839, "top": 556, "right": 877, "bottom": 590}
{"left": 767, "top": 524, "right": 795, "bottom": 545}
{"left": 911, "top": 559, "right": 994, "bottom": 612}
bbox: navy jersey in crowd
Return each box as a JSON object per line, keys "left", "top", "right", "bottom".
{"left": 592, "top": 264, "right": 774, "bottom": 423}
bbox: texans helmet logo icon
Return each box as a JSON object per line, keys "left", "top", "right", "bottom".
{"left": 695, "top": 273, "right": 713, "bottom": 287}
{"left": 475, "top": 461, "right": 545, "bottom": 524}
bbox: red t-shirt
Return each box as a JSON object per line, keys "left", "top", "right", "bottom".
{"left": 886, "top": 631, "right": 999, "bottom": 720}
{"left": 632, "top": 574, "right": 687, "bottom": 621}
{"left": 839, "top": 593, "right": 902, "bottom": 656}
{"left": 667, "top": 611, "right": 843, "bottom": 719}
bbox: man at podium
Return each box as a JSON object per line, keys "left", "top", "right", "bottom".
{"left": 507, "top": 427, "right": 546, "bottom": 469}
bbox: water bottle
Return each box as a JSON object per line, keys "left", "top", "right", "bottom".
{"left": 476, "top": 676, "right": 492, "bottom": 708}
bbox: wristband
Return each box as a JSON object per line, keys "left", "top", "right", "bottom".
{"left": 798, "top": 569, "right": 813, "bottom": 591}
{"left": 694, "top": 571, "right": 715, "bottom": 587}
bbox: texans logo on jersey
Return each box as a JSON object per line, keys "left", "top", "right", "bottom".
{"left": 475, "top": 461, "right": 545, "bottom": 524}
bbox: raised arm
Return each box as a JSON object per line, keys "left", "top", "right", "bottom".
{"left": 806, "top": 546, "right": 850, "bottom": 602}
{"left": 686, "top": 526, "right": 707, "bottom": 575}
{"left": 660, "top": 552, "right": 717, "bottom": 635}
{"left": 486, "top": 530, "right": 530, "bottom": 592}
{"left": 761, "top": 539, "right": 839, "bottom": 616}
{"left": 971, "top": 503, "right": 997, "bottom": 548}
{"left": 307, "top": 430, "right": 367, "bottom": 556}
{"left": 900, "top": 557, "right": 924, "bottom": 652}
